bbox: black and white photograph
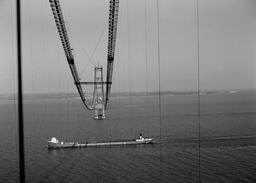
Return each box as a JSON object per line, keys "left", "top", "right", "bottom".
{"left": 1, "top": 0, "right": 256, "bottom": 182}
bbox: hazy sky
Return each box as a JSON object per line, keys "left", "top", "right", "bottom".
{"left": 0, "top": 0, "right": 256, "bottom": 94}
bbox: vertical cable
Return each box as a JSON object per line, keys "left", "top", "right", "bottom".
{"left": 126, "top": 0, "right": 132, "bottom": 135}
{"left": 144, "top": 0, "right": 149, "bottom": 134}
{"left": 196, "top": 0, "right": 201, "bottom": 182}
{"left": 16, "top": 0, "right": 25, "bottom": 182}
{"left": 117, "top": 36, "right": 121, "bottom": 139}
{"left": 156, "top": 0, "right": 162, "bottom": 178}
{"left": 11, "top": 1, "right": 19, "bottom": 180}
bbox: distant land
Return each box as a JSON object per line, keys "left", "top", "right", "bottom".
{"left": 0, "top": 89, "right": 250, "bottom": 101}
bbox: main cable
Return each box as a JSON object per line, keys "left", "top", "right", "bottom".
{"left": 16, "top": 0, "right": 25, "bottom": 182}
{"left": 11, "top": 0, "right": 19, "bottom": 179}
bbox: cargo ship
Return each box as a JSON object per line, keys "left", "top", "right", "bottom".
{"left": 48, "top": 135, "right": 153, "bottom": 149}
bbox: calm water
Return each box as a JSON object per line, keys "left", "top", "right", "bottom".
{"left": 1, "top": 91, "right": 256, "bottom": 182}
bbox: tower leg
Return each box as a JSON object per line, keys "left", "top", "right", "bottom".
{"left": 93, "top": 65, "right": 105, "bottom": 120}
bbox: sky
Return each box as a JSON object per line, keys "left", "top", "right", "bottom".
{"left": 0, "top": 0, "right": 256, "bottom": 94}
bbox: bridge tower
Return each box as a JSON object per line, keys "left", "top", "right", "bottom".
{"left": 92, "top": 65, "right": 105, "bottom": 120}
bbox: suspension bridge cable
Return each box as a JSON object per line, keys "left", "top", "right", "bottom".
{"left": 28, "top": 0, "right": 37, "bottom": 137}
{"left": 144, "top": 0, "right": 149, "bottom": 134}
{"left": 105, "top": 0, "right": 120, "bottom": 107}
{"left": 126, "top": 0, "right": 133, "bottom": 136}
{"left": 117, "top": 46, "right": 121, "bottom": 138}
{"left": 62, "top": 1, "right": 108, "bottom": 74}
{"left": 61, "top": 4, "right": 92, "bottom": 65}
{"left": 16, "top": 0, "right": 25, "bottom": 182}
{"left": 156, "top": 0, "right": 162, "bottom": 178}
{"left": 196, "top": 0, "right": 201, "bottom": 181}
{"left": 80, "top": 22, "right": 108, "bottom": 76}
{"left": 10, "top": 0, "right": 19, "bottom": 177}
{"left": 89, "top": 22, "right": 108, "bottom": 63}
{"left": 49, "top": 0, "right": 93, "bottom": 110}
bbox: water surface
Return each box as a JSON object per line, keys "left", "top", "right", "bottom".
{"left": 1, "top": 91, "right": 256, "bottom": 182}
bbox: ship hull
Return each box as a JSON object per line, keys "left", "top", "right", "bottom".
{"left": 48, "top": 138, "right": 153, "bottom": 149}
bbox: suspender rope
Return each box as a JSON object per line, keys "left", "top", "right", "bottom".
{"left": 156, "top": 0, "right": 162, "bottom": 178}
{"left": 197, "top": 0, "right": 201, "bottom": 181}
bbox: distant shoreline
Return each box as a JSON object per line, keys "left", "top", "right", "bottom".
{"left": 0, "top": 89, "right": 255, "bottom": 101}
